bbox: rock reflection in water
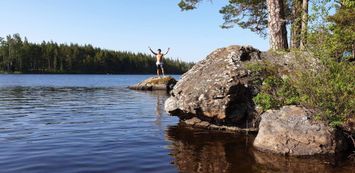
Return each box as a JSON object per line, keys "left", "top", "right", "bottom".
{"left": 253, "top": 150, "right": 354, "bottom": 173}
{"left": 166, "top": 124, "right": 354, "bottom": 173}
{"left": 166, "top": 125, "right": 256, "bottom": 173}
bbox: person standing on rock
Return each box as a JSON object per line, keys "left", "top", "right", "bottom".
{"left": 149, "top": 46, "right": 170, "bottom": 77}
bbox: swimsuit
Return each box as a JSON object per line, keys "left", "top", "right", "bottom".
{"left": 156, "top": 61, "right": 163, "bottom": 69}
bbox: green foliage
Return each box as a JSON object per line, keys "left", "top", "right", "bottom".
{"left": 301, "top": 0, "right": 355, "bottom": 126}
{"left": 219, "top": 0, "right": 268, "bottom": 37}
{"left": 308, "top": 0, "right": 354, "bottom": 60}
{"left": 178, "top": 0, "right": 201, "bottom": 10}
{"left": 253, "top": 92, "right": 278, "bottom": 110}
{"left": 178, "top": 0, "right": 273, "bottom": 38}
{"left": 248, "top": 56, "right": 353, "bottom": 126}
{"left": 308, "top": 0, "right": 332, "bottom": 29}
{"left": 247, "top": 61, "right": 303, "bottom": 111}
{"left": 327, "top": 6, "right": 354, "bottom": 60}
{"left": 0, "top": 34, "right": 194, "bottom": 74}
{"left": 294, "top": 60, "right": 354, "bottom": 126}
{"left": 340, "top": 0, "right": 355, "bottom": 8}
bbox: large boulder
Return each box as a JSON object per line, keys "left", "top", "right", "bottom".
{"left": 165, "top": 45, "right": 262, "bottom": 129}
{"left": 253, "top": 105, "right": 348, "bottom": 156}
{"left": 129, "top": 76, "right": 177, "bottom": 92}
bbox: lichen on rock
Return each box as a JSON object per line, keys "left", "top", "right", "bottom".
{"left": 163, "top": 44, "right": 353, "bottom": 156}
{"left": 165, "top": 45, "right": 263, "bottom": 130}
{"left": 253, "top": 105, "right": 349, "bottom": 156}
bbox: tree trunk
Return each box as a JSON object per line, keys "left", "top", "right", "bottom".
{"left": 47, "top": 57, "right": 51, "bottom": 71}
{"left": 267, "top": 0, "right": 288, "bottom": 50}
{"left": 291, "top": 0, "right": 302, "bottom": 49}
{"left": 300, "top": 0, "right": 309, "bottom": 50}
{"left": 53, "top": 56, "right": 57, "bottom": 71}
{"left": 60, "top": 57, "right": 63, "bottom": 71}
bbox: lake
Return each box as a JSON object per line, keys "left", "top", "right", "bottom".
{"left": 0, "top": 74, "right": 353, "bottom": 173}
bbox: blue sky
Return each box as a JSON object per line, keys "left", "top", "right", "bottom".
{"left": 0, "top": 0, "right": 268, "bottom": 62}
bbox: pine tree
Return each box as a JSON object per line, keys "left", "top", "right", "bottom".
{"left": 178, "top": 0, "right": 313, "bottom": 50}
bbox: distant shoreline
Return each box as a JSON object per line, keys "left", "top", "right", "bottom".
{"left": 0, "top": 34, "right": 194, "bottom": 76}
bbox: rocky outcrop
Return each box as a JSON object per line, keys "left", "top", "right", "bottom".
{"left": 165, "top": 45, "right": 262, "bottom": 129}
{"left": 163, "top": 44, "right": 352, "bottom": 157}
{"left": 253, "top": 105, "right": 348, "bottom": 156}
{"left": 129, "top": 76, "right": 177, "bottom": 92}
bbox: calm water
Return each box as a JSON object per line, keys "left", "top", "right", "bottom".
{"left": 0, "top": 74, "right": 353, "bottom": 173}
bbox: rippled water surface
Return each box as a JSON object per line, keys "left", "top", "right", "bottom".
{"left": 0, "top": 74, "right": 353, "bottom": 173}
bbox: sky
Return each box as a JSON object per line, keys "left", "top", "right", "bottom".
{"left": 0, "top": 0, "right": 269, "bottom": 62}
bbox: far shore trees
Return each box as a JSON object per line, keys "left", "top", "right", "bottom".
{"left": 0, "top": 34, "right": 194, "bottom": 74}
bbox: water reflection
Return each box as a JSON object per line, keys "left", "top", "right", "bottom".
{"left": 154, "top": 92, "right": 165, "bottom": 127}
{"left": 0, "top": 74, "right": 353, "bottom": 173}
{"left": 252, "top": 150, "right": 354, "bottom": 173}
{"left": 165, "top": 124, "right": 354, "bottom": 173}
{"left": 0, "top": 85, "right": 180, "bottom": 173}
{"left": 132, "top": 90, "right": 170, "bottom": 129}
{"left": 166, "top": 125, "right": 255, "bottom": 173}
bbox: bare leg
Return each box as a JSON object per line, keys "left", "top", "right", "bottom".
{"left": 161, "top": 68, "right": 165, "bottom": 76}
{"left": 157, "top": 69, "right": 160, "bottom": 77}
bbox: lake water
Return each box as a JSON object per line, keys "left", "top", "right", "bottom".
{"left": 0, "top": 74, "right": 353, "bottom": 173}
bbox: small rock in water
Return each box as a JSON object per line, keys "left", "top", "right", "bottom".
{"left": 128, "top": 76, "right": 177, "bottom": 92}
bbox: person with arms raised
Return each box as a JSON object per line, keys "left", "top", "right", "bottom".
{"left": 149, "top": 47, "right": 170, "bottom": 77}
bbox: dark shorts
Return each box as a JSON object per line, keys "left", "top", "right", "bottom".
{"left": 156, "top": 63, "right": 164, "bottom": 69}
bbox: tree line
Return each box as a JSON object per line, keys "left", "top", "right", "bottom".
{"left": 0, "top": 34, "right": 194, "bottom": 74}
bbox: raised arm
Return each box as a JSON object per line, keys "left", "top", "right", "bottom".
{"left": 148, "top": 46, "right": 157, "bottom": 55}
{"left": 164, "top": 48, "right": 170, "bottom": 55}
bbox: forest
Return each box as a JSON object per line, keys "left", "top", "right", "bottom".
{"left": 0, "top": 34, "right": 194, "bottom": 74}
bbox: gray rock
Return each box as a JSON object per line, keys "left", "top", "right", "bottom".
{"left": 164, "top": 97, "right": 179, "bottom": 113}
{"left": 253, "top": 105, "right": 348, "bottom": 156}
{"left": 129, "top": 76, "right": 177, "bottom": 92}
{"left": 165, "top": 45, "right": 262, "bottom": 128}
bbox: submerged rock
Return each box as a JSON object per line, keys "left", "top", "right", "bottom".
{"left": 253, "top": 105, "right": 348, "bottom": 156}
{"left": 129, "top": 76, "right": 177, "bottom": 92}
{"left": 165, "top": 45, "right": 262, "bottom": 129}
